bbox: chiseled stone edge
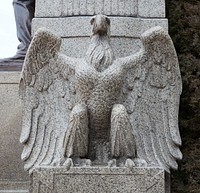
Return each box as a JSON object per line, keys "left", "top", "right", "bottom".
{"left": 0, "top": 72, "right": 21, "bottom": 84}
{"left": 35, "top": 0, "right": 138, "bottom": 17}
{"left": 32, "top": 17, "right": 168, "bottom": 38}
{"left": 62, "top": 0, "right": 138, "bottom": 17}
{"left": 35, "top": 0, "right": 165, "bottom": 18}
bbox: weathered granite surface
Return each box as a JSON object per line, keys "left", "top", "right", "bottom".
{"left": 60, "top": 37, "right": 142, "bottom": 58}
{"left": 138, "top": 0, "right": 166, "bottom": 17}
{"left": 35, "top": 0, "right": 166, "bottom": 18}
{"left": 35, "top": 0, "right": 138, "bottom": 17}
{"left": 32, "top": 167, "right": 170, "bottom": 193}
{"left": 32, "top": 17, "right": 168, "bottom": 58}
{"left": 33, "top": 0, "right": 168, "bottom": 58}
{"left": 32, "top": 17, "right": 168, "bottom": 37}
{"left": 35, "top": 0, "right": 62, "bottom": 17}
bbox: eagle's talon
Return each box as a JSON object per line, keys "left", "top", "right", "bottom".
{"left": 63, "top": 158, "right": 73, "bottom": 170}
{"left": 133, "top": 158, "right": 147, "bottom": 167}
{"left": 108, "top": 159, "right": 116, "bottom": 167}
{"left": 125, "top": 158, "right": 135, "bottom": 169}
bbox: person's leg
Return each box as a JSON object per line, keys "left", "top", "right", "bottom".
{"left": 0, "top": 0, "right": 35, "bottom": 63}
{"left": 14, "top": 0, "right": 35, "bottom": 58}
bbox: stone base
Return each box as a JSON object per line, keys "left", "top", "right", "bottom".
{"left": 32, "top": 166, "right": 170, "bottom": 193}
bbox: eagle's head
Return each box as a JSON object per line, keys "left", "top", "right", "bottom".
{"left": 90, "top": 15, "right": 110, "bottom": 36}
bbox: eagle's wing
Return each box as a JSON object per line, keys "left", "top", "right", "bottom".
{"left": 122, "top": 26, "right": 182, "bottom": 172}
{"left": 19, "top": 28, "right": 80, "bottom": 173}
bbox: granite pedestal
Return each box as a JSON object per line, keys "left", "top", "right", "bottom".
{"left": 32, "top": 167, "right": 170, "bottom": 193}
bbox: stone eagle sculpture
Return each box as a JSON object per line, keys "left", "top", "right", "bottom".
{"left": 19, "top": 15, "right": 182, "bottom": 173}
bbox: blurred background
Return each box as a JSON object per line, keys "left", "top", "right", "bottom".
{"left": 0, "top": 0, "right": 19, "bottom": 58}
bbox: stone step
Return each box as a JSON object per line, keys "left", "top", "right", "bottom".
{"left": 0, "top": 181, "right": 29, "bottom": 193}
{"left": 0, "top": 190, "right": 28, "bottom": 193}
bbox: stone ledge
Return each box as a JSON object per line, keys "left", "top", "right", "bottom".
{"left": 0, "top": 181, "right": 29, "bottom": 193}
{"left": 32, "top": 166, "right": 170, "bottom": 193}
{"left": 0, "top": 72, "right": 21, "bottom": 84}
{"left": 35, "top": 0, "right": 138, "bottom": 17}
{"left": 32, "top": 17, "right": 168, "bottom": 38}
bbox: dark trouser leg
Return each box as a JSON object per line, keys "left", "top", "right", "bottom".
{"left": 13, "top": 0, "right": 35, "bottom": 58}
{"left": 0, "top": 0, "right": 35, "bottom": 63}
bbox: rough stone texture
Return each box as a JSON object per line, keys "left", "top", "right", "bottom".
{"left": 138, "top": 0, "right": 166, "bottom": 18}
{"left": 32, "top": 17, "right": 168, "bottom": 38}
{"left": 33, "top": 0, "right": 167, "bottom": 59}
{"left": 0, "top": 72, "right": 29, "bottom": 191}
{"left": 35, "top": 0, "right": 62, "bottom": 17}
{"left": 62, "top": 0, "right": 138, "bottom": 16}
{"left": 35, "top": 0, "right": 138, "bottom": 17}
{"left": 60, "top": 37, "right": 142, "bottom": 58}
{"left": 35, "top": 0, "right": 166, "bottom": 18}
{"left": 31, "top": 167, "right": 170, "bottom": 193}
{"left": 32, "top": 17, "right": 168, "bottom": 58}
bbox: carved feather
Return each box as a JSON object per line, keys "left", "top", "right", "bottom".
{"left": 123, "top": 26, "right": 182, "bottom": 172}
{"left": 63, "top": 103, "right": 89, "bottom": 158}
{"left": 19, "top": 28, "right": 78, "bottom": 173}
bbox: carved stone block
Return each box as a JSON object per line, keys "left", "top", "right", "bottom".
{"left": 32, "top": 17, "right": 168, "bottom": 57}
{"left": 35, "top": 0, "right": 138, "bottom": 17}
{"left": 32, "top": 167, "right": 170, "bottom": 193}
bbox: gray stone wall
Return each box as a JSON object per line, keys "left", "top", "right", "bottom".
{"left": 33, "top": 0, "right": 168, "bottom": 58}
{"left": 0, "top": 72, "right": 29, "bottom": 191}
